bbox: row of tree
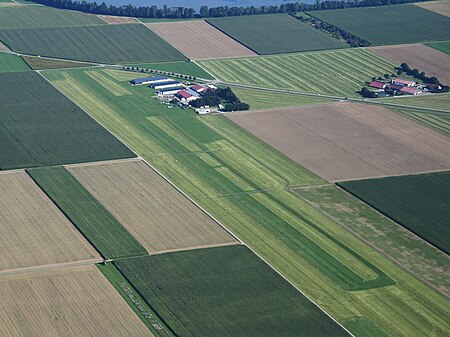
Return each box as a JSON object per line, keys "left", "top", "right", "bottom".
{"left": 28, "top": 0, "right": 428, "bottom": 19}
{"left": 122, "top": 66, "right": 197, "bottom": 81}
{"left": 398, "top": 63, "right": 449, "bottom": 92}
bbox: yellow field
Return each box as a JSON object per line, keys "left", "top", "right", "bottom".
{"left": 67, "top": 160, "right": 237, "bottom": 252}
{"left": 0, "top": 172, "right": 99, "bottom": 271}
{"left": 0, "top": 265, "right": 152, "bottom": 337}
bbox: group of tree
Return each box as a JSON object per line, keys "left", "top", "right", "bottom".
{"left": 191, "top": 87, "right": 249, "bottom": 111}
{"left": 28, "top": 0, "right": 429, "bottom": 19}
{"left": 122, "top": 66, "right": 196, "bottom": 81}
{"left": 360, "top": 87, "right": 378, "bottom": 98}
{"left": 398, "top": 63, "right": 449, "bottom": 92}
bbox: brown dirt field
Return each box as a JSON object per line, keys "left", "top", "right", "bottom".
{"left": 415, "top": 0, "right": 450, "bottom": 17}
{"left": 97, "top": 15, "right": 137, "bottom": 24}
{"left": 0, "top": 172, "right": 99, "bottom": 271}
{"left": 227, "top": 102, "right": 450, "bottom": 182}
{"left": 0, "top": 41, "right": 11, "bottom": 52}
{"left": 0, "top": 265, "right": 152, "bottom": 337}
{"left": 146, "top": 20, "right": 257, "bottom": 60}
{"left": 370, "top": 43, "right": 450, "bottom": 85}
{"left": 0, "top": 2, "right": 23, "bottom": 8}
{"left": 67, "top": 160, "right": 237, "bottom": 252}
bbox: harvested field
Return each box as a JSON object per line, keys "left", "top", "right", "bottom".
{"left": 0, "top": 265, "right": 152, "bottom": 337}
{"left": 0, "top": 171, "right": 98, "bottom": 271}
{"left": 370, "top": 43, "right": 450, "bottom": 85}
{"left": 426, "top": 40, "right": 450, "bottom": 55}
{"left": 0, "top": 41, "right": 10, "bottom": 51}
{"left": 97, "top": 15, "right": 137, "bottom": 24}
{"left": 227, "top": 102, "right": 450, "bottom": 181}
{"left": 21, "top": 55, "right": 94, "bottom": 70}
{"left": 146, "top": 20, "right": 257, "bottom": 60}
{"left": 415, "top": 0, "right": 450, "bottom": 17}
{"left": 0, "top": 2, "right": 22, "bottom": 7}
{"left": 68, "top": 160, "right": 236, "bottom": 253}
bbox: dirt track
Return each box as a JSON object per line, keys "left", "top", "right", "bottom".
{"left": 146, "top": 20, "right": 257, "bottom": 60}
{"left": 227, "top": 102, "right": 450, "bottom": 181}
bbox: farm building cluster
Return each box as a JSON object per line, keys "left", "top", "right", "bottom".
{"left": 369, "top": 78, "right": 441, "bottom": 96}
{"left": 130, "top": 75, "right": 216, "bottom": 114}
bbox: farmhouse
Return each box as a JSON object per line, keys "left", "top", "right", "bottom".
{"left": 176, "top": 90, "right": 199, "bottom": 103}
{"left": 130, "top": 75, "right": 170, "bottom": 85}
{"left": 400, "top": 86, "right": 422, "bottom": 95}
{"left": 192, "top": 84, "right": 208, "bottom": 93}
{"left": 158, "top": 86, "right": 185, "bottom": 96}
{"left": 392, "top": 78, "right": 416, "bottom": 87}
{"left": 151, "top": 81, "right": 182, "bottom": 90}
{"left": 369, "top": 81, "right": 387, "bottom": 89}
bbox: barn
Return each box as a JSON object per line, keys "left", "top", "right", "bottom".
{"left": 151, "top": 81, "right": 182, "bottom": 90}
{"left": 391, "top": 78, "right": 416, "bottom": 87}
{"left": 130, "top": 76, "right": 171, "bottom": 85}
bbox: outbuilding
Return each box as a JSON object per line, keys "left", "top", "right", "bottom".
{"left": 158, "top": 86, "right": 185, "bottom": 96}
{"left": 191, "top": 84, "right": 208, "bottom": 93}
{"left": 152, "top": 81, "right": 182, "bottom": 90}
{"left": 400, "top": 87, "right": 422, "bottom": 95}
{"left": 176, "top": 90, "right": 199, "bottom": 102}
{"left": 391, "top": 78, "right": 416, "bottom": 87}
{"left": 130, "top": 76, "right": 171, "bottom": 85}
{"left": 369, "top": 81, "right": 387, "bottom": 89}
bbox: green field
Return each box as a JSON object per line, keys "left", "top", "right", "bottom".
{"left": 0, "top": 6, "right": 104, "bottom": 30}
{"left": 125, "top": 60, "right": 214, "bottom": 79}
{"left": 199, "top": 49, "right": 395, "bottom": 97}
{"left": 21, "top": 55, "right": 95, "bottom": 70}
{"left": 232, "top": 87, "right": 332, "bottom": 110}
{"left": 399, "top": 109, "right": 450, "bottom": 135}
{"left": 384, "top": 92, "right": 450, "bottom": 112}
{"left": 44, "top": 67, "right": 450, "bottom": 337}
{"left": 309, "top": 4, "right": 450, "bottom": 45}
{"left": 28, "top": 166, "right": 147, "bottom": 259}
{"left": 426, "top": 40, "right": 450, "bottom": 55}
{"left": 0, "top": 52, "right": 29, "bottom": 72}
{"left": 116, "top": 245, "right": 351, "bottom": 337}
{"left": 0, "top": 71, "right": 134, "bottom": 170}
{"left": 207, "top": 14, "right": 347, "bottom": 54}
{"left": 339, "top": 172, "right": 450, "bottom": 255}
{"left": 294, "top": 184, "right": 450, "bottom": 297}
{"left": 0, "top": 24, "right": 187, "bottom": 63}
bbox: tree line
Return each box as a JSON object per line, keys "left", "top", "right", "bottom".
{"left": 28, "top": 0, "right": 428, "bottom": 19}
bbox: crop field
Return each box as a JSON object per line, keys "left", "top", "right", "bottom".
{"left": 0, "top": 71, "right": 133, "bottom": 170}
{"left": 0, "top": 52, "right": 29, "bottom": 72}
{"left": 227, "top": 102, "right": 450, "bottom": 181}
{"left": 43, "top": 67, "right": 450, "bottom": 337}
{"left": 68, "top": 160, "right": 236, "bottom": 253}
{"left": 21, "top": 55, "right": 94, "bottom": 70}
{"left": 126, "top": 60, "right": 214, "bottom": 79}
{"left": 415, "top": 0, "right": 450, "bottom": 17}
{"left": 116, "top": 245, "right": 351, "bottom": 337}
{"left": 386, "top": 92, "right": 450, "bottom": 111}
{"left": 339, "top": 172, "right": 450, "bottom": 255}
{"left": 97, "top": 14, "right": 137, "bottom": 24}
{"left": 399, "top": 109, "right": 450, "bottom": 135}
{"left": 0, "top": 24, "right": 187, "bottom": 63}
{"left": 308, "top": 5, "right": 450, "bottom": 45}
{"left": 0, "top": 6, "right": 104, "bottom": 30}
{"left": 207, "top": 14, "right": 347, "bottom": 54}
{"left": 0, "top": 266, "right": 151, "bottom": 337}
{"left": 146, "top": 20, "right": 257, "bottom": 60}
{"left": 28, "top": 166, "right": 147, "bottom": 259}
{"left": 426, "top": 40, "right": 450, "bottom": 55}
{"left": 0, "top": 171, "right": 98, "bottom": 271}
{"left": 199, "top": 49, "right": 396, "bottom": 97}
{"left": 370, "top": 43, "right": 450, "bottom": 85}
{"left": 294, "top": 184, "right": 450, "bottom": 297}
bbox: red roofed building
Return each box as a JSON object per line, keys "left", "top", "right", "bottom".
{"left": 400, "top": 86, "right": 422, "bottom": 95}
{"left": 176, "top": 90, "right": 198, "bottom": 102}
{"left": 191, "top": 84, "right": 207, "bottom": 93}
{"left": 392, "top": 78, "right": 416, "bottom": 87}
{"left": 389, "top": 84, "right": 403, "bottom": 91}
{"left": 369, "top": 81, "right": 387, "bottom": 89}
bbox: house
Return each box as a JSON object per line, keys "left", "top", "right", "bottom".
{"left": 195, "top": 107, "right": 211, "bottom": 114}
{"left": 151, "top": 81, "right": 182, "bottom": 90}
{"left": 426, "top": 83, "right": 442, "bottom": 92}
{"left": 184, "top": 88, "right": 200, "bottom": 97}
{"left": 191, "top": 84, "right": 208, "bottom": 93}
{"left": 158, "top": 86, "right": 185, "bottom": 96}
{"left": 388, "top": 84, "right": 403, "bottom": 91}
{"left": 400, "top": 86, "right": 422, "bottom": 95}
{"left": 130, "top": 76, "right": 170, "bottom": 85}
{"left": 369, "top": 81, "right": 387, "bottom": 89}
{"left": 176, "top": 90, "right": 199, "bottom": 102}
{"left": 391, "top": 78, "right": 416, "bottom": 87}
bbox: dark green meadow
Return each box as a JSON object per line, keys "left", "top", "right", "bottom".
{"left": 207, "top": 14, "right": 347, "bottom": 54}
{"left": 309, "top": 4, "right": 450, "bottom": 45}
{"left": 0, "top": 71, "right": 134, "bottom": 170}
{"left": 28, "top": 166, "right": 147, "bottom": 259}
{"left": 339, "top": 172, "right": 450, "bottom": 255}
{"left": 116, "top": 245, "right": 351, "bottom": 337}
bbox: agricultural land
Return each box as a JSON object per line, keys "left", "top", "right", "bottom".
{"left": 0, "top": 24, "right": 187, "bottom": 63}
{"left": 45, "top": 66, "right": 450, "bottom": 337}
{"left": 199, "top": 48, "right": 396, "bottom": 97}
{"left": 0, "top": 266, "right": 151, "bottom": 337}
{"left": 426, "top": 40, "right": 450, "bottom": 55}
{"left": 395, "top": 107, "right": 450, "bottom": 135}
{"left": 226, "top": 102, "right": 450, "bottom": 181}
{"left": 146, "top": 20, "right": 257, "bottom": 60}
{"left": 21, "top": 55, "right": 94, "bottom": 70}
{"left": 308, "top": 4, "right": 450, "bottom": 45}
{"left": 370, "top": 43, "right": 450, "bottom": 85}
{"left": 207, "top": 14, "right": 348, "bottom": 54}
{"left": 415, "top": 0, "right": 450, "bottom": 17}
{"left": 339, "top": 172, "right": 450, "bottom": 255}
{"left": 97, "top": 14, "right": 137, "bottom": 24}
{"left": 0, "top": 52, "right": 29, "bottom": 72}
{"left": 0, "top": 71, "right": 134, "bottom": 170}
{"left": 0, "top": 171, "right": 99, "bottom": 271}
{"left": 67, "top": 160, "right": 236, "bottom": 253}
{"left": 116, "top": 245, "right": 351, "bottom": 337}
{"left": 27, "top": 166, "right": 147, "bottom": 259}
{"left": 125, "top": 60, "right": 214, "bottom": 79}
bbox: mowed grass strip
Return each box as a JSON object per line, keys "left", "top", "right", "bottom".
{"left": 309, "top": 4, "right": 450, "bottom": 45}
{"left": 207, "top": 14, "right": 347, "bottom": 54}
{"left": 0, "top": 266, "right": 152, "bottom": 337}
{"left": 0, "top": 172, "right": 99, "bottom": 271}
{"left": 116, "top": 245, "right": 351, "bottom": 337}
{"left": 0, "top": 52, "right": 29, "bottom": 72}
{"left": 0, "top": 6, "right": 104, "bottom": 30}
{"left": 199, "top": 48, "right": 396, "bottom": 97}
{"left": 339, "top": 172, "right": 450, "bottom": 255}
{"left": 0, "top": 71, "right": 134, "bottom": 170}
{"left": 0, "top": 24, "right": 187, "bottom": 63}
{"left": 27, "top": 166, "right": 147, "bottom": 259}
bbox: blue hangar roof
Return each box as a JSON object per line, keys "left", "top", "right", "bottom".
{"left": 151, "top": 81, "right": 181, "bottom": 88}
{"left": 159, "top": 86, "right": 185, "bottom": 93}
{"left": 130, "top": 76, "right": 168, "bottom": 84}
